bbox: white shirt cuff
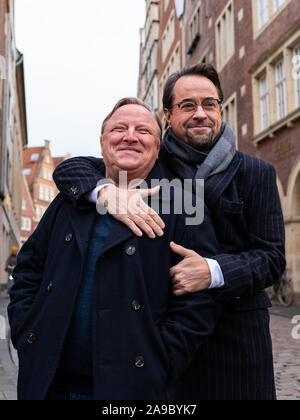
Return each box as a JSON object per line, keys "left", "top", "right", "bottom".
{"left": 205, "top": 258, "right": 225, "bottom": 289}
{"left": 85, "top": 184, "right": 112, "bottom": 203}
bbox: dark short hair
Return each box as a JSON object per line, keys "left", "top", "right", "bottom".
{"left": 101, "top": 97, "right": 162, "bottom": 145}
{"left": 163, "top": 64, "right": 224, "bottom": 112}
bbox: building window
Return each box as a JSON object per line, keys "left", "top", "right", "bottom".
{"left": 259, "top": 74, "right": 270, "bottom": 130}
{"left": 162, "top": 11, "right": 175, "bottom": 62}
{"left": 146, "top": 59, "right": 151, "bottom": 84}
{"left": 36, "top": 206, "right": 41, "bottom": 221}
{"left": 293, "top": 45, "right": 300, "bottom": 108}
{"left": 21, "top": 217, "right": 31, "bottom": 232}
{"left": 188, "top": 6, "right": 201, "bottom": 55}
{"left": 274, "top": 59, "right": 287, "bottom": 120}
{"left": 257, "top": 0, "right": 269, "bottom": 28}
{"left": 190, "top": 7, "right": 200, "bottom": 41}
{"left": 8, "top": 92, "right": 13, "bottom": 127}
{"left": 22, "top": 200, "right": 26, "bottom": 210}
{"left": 50, "top": 188, "right": 55, "bottom": 202}
{"left": 175, "top": 47, "right": 180, "bottom": 71}
{"left": 23, "top": 168, "right": 31, "bottom": 176}
{"left": 31, "top": 153, "right": 39, "bottom": 161}
{"left": 39, "top": 185, "right": 44, "bottom": 200}
{"left": 216, "top": 1, "right": 235, "bottom": 70}
{"left": 254, "top": 0, "right": 289, "bottom": 34}
{"left": 0, "top": 54, "right": 5, "bottom": 80}
{"left": 45, "top": 187, "right": 49, "bottom": 202}
{"left": 273, "top": 0, "right": 286, "bottom": 13}
{"left": 221, "top": 94, "right": 237, "bottom": 138}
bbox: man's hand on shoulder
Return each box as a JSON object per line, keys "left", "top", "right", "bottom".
{"left": 98, "top": 185, "right": 165, "bottom": 239}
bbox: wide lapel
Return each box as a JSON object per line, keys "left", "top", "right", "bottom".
{"left": 100, "top": 217, "right": 134, "bottom": 256}
{"left": 64, "top": 201, "right": 134, "bottom": 260}
{"left": 204, "top": 153, "right": 242, "bottom": 209}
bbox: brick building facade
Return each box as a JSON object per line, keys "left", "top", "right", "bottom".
{"left": 20, "top": 173, "right": 35, "bottom": 244}
{"left": 138, "top": 0, "right": 160, "bottom": 112}
{"left": 157, "top": 0, "right": 183, "bottom": 122}
{"left": 21, "top": 140, "right": 70, "bottom": 243}
{"left": 0, "top": 0, "right": 27, "bottom": 289}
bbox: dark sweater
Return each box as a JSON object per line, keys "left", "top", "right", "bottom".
{"left": 57, "top": 213, "right": 112, "bottom": 395}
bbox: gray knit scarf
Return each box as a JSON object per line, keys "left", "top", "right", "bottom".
{"left": 161, "top": 122, "right": 237, "bottom": 182}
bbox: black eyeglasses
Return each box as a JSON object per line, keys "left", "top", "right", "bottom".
{"left": 171, "top": 98, "right": 222, "bottom": 113}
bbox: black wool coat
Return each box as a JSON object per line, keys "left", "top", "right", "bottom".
{"left": 8, "top": 161, "right": 221, "bottom": 400}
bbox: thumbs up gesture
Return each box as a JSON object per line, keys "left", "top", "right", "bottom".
{"left": 169, "top": 242, "right": 212, "bottom": 296}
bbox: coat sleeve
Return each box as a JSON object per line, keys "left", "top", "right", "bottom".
{"left": 158, "top": 207, "right": 222, "bottom": 382}
{"left": 7, "top": 195, "right": 64, "bottom": 348}
{"left": 53, "top": 156, "right": 106, "bottom": 205}
{"left": 213, "top": 163, "right": 286, "bottom": 300}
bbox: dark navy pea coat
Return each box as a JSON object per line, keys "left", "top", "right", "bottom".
{"left": 8, "top": 161, "right": 221, "bottom": 400}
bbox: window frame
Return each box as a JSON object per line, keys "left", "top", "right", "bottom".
{"left": 293, "top": 44, "right": 300, "bottom": 108}
{"left": 215, "top": 0, "right": 235, "bottom": 71}
{"left": 259, "top": 73, "right": 270, "bottom": 130}
{"left": 274, "top": 59, "right": 287, "bottom": 120}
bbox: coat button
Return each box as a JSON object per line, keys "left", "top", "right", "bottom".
{"left": 126, "top": 245, "right": 136, "bottom": 256}
{"left": 27, "top": 333, "right": 36, "bottom": 344}
{"left": 134, "top": 356, "right": 145, "bottom": 368}
{"left": 70, "top": 185, "right": 79, "bottom": 195}
{"left": 65, "top": 233, "right": 73, "bottom": 242}
{"left": 132, "top": 300, "right": 141, "bottom": 311}
{"left": 47, "top": 282, "right": 53, "bottom": 292}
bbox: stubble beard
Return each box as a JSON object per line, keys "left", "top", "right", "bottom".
{"left": 185, "top": 126, "right": 216, "bottom": 151}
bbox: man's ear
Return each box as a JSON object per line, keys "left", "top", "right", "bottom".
{"left": 100, "top": 135, "right": 103, "bottom": 148}
{"left": 164, "top": 108, "right": 171, "bottom": 127}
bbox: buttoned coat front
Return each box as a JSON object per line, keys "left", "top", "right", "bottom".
{"left": 8, "top": 162, "right": 221, "bottom": 400}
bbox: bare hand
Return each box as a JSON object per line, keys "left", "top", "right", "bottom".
{"left": 169, "top": 242, "right": 211, "bottom": 296}
{"left": 98, "top": 185, "right": 165, "bottom": 239}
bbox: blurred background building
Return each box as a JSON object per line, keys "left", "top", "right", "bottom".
{"left": 0, "top": 0, "right": 27, "bottom": 290}
{"left": 21, "top": 140, "right": 70, "bottom": 244}
{"left": 0, "top": 1, "right": 70, "bottom": 289}
{"left": 138, "top": 0, "right": 300, "bottom": 296}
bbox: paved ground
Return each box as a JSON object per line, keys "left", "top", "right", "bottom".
{"left": 0, "top": 291, "right": 299, "bottom": 400}
{"left": 0, "top": 292, "right": 18, "bottom": 400}
{"left": 269, "top": 305, "right": 300, "bottom": 400}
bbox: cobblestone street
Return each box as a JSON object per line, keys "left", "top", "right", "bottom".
{"left": 270, "top": 306, "right": 300, "bottom": 400}
{"left": 0, "top": 292, "right": 299, "bottom": 400}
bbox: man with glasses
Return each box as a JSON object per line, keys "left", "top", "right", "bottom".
{"left": 53, "top": 64, "right": 285, "bottom": 400}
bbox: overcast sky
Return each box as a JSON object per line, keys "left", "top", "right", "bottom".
{"left": 15, "top": 0, "right": 146, "bottom": 158}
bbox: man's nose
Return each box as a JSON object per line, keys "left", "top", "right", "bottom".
{"left": 123, "top": 128, "right": 138, "bottom": 142}
{"left": 192, "top": 105, "right": 207, "bottom": 119}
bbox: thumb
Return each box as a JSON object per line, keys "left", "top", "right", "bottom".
{"left": 138, "top": 186, "right": 160, "bottom": 198}
{"left": 170, "top": 242, "right": 194, "bottom": 258}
